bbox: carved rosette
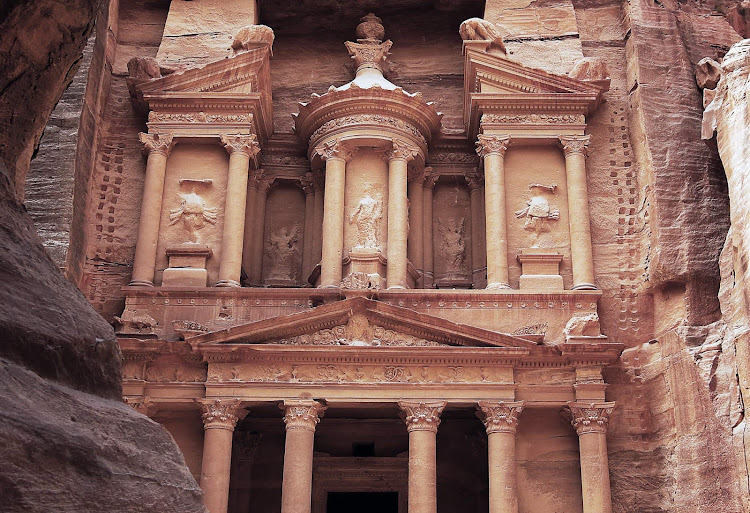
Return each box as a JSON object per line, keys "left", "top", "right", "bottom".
{"left": 559, "top": 135, "right": 590, "bottom": 157}
{"left": 198, "top": 398, "right": 244, "bottom": 431}
{"left": 139, "top": 132, "right": 175, "bottom": 156}
{"left": 475, "top": 134, "right": 511, "bottom": 159}
{"left": 384, "top": 139, "right": 419, "bottom": 162}
{"left": 315, "top": 139, "right": 357, "bottom": 163}
{"left": 281, "top": 400, "right": 327, "bottom": 432}
{"left": 476, "top": 401, "right": 524, "bottom": 434}
{"left": 566, "top": 401, "right": 615, "bottom": 435}
{"left": 220, "top": 133, "right": 261, "bottom": 160}
{"left": 398, "top": 401, "right": 446, "bottom": 433}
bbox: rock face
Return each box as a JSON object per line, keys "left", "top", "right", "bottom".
{"left": 0, "top": 1, "right": 207, "bottom": 512}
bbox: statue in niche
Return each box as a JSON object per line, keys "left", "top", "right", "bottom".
{"left": 169, "top": 184, "right": 217, "bottom": 243}
{"left": 265, "top": 224, "right": 301, "bottom": 282}
{"left": 437, "top": 217, "right": 467, "bottom": 278}
{"left": 515, "top": 183, "right": 560, "bottom": 247}
{"left": 349, "top": 193, "right": 384, "bottom": 250}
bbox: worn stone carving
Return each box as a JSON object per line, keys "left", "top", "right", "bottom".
{"left": 515, "top": 184, "right": 560, "bottom": 247}
{"left": 148, "top": 112, "right": 254, "bottom": 124}
{"left": 476, "top": 401, "right": 525, "bottom": 434}
{"left": 437, "top": 216, "right": 468, "bottom": 279}
{"left": 559, "top": 135, "right": 590, "bottom": 157}
{"left": 265, "top": 224, "right": 301, "bottom": 282}
{"left": 315, "top": 139, "right": 356, "bottom": 162}
{"left": 564, "top": 313, "right": 601, "bottom": 337}
{"left": 340, "top": 271, "right": 380, "bottom": 290}
{"left": 481, "top": 114, "right": 585, "bottom": 125}
{"left": 124, "top": 396, "right": 159, "bottom": 417}
{"left": 114, "top": 310, "right": 158, "bottom": 335}
{"left": 198, "top": 398, "right": 243, "bottom": 430}
{"left": 349, "top": 194, "right": 384, "bottom": 249}
{"left": 138, "top": 132, "right": 175, "bottom": 156}
{"left": 475, "top": 134, "right": 511, "bottom": 158}
{"left": 169, "top": 184, "right": 218, "bottom": 244}
{"left": 231, "top": 25, "right": 275, "bottom": 54}
{"left": 459, "top": 18, "right": 506, "bottom": 54}
{"left": 566, "top": 401, "right": 615, "bottom": 434}
{"left": 272, "top": 320, "right": 438, "bottom": 347}
{"left": 310, "top": 115, "right": 425, "bottom": 145}
{"left": 344, "top": 14, "right": 393, "bottom": 71}
{"left": 385, "top": 139, "right": 419, "bottom": 162}
{"left": 172, "top": 320, "right": 210, "bottom": 340}
{"left": 568, "top": 57, "right": 610, "bottom": 83}
{"left": 127, "top": 57, "right": 163, "bottom": 81}
{"left": 398, "top": 401, "right": 446, "bottom": 432}
{"left": 281, "top": 400, "right": 326, "bottom": 431}
{"left": 220, "top": 133, "right": 261, "bottom": 158}
{"left": 512, "top": 323, "right": 548, "bottom": 336}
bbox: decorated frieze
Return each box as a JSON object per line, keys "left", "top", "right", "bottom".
{"left": 481, "top": 113, "right": 586, "bottom": 125}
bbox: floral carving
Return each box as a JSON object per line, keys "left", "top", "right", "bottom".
{"left": 220, "top": 133, "right": 261, "bottom": 159}
{"left": 148, "top": 112, "right": 254, "bottom": 124}
{"left": 385, "top": 139, "right": 419, "bottom": 162}
{"left": 310, "top": 115, "right": 424, "bottom": 145}
{"left": 398, "top": 401, "right": 446, "bottom": 433}
{"left": 566, "top": 401, "right": 615, "bottom": 434}
{"left": 197, "top": 398, "right": 243, "bottom": 430}
{"left": 315, "top": 139, "right": 356, "bottom": 162}
{"left": 482, "top": 114, "right": 585, "bottom": 125}
{"left": 559, "top": 135, "right": 590, "bottom": 157}
{"left": 476, "top": 401, "right": 525, "bottom": 434}
{"left": 281, "top": 400, "right": 326, "bottom": 432}
{"left": 475, "top": 134, "right": 511, "bottom": 158}
{"left": 138, "top": 132, "right": 175, "bottom": 156}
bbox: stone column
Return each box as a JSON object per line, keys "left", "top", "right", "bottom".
{"left": 408, "top": 166, "right": 425, "bottom": 288}
{"left": 560, "top": 136, "right": 596, "bottom": 290}
{"left": 476, "top": 134, "right": 511, "bottom": 290}
{"left": 300, "top": 173, "right": 316, "bottom": 279}
{"left": 422, "top": 169, "right": 436, "bottom": 288}
{"left": 248, "top": 176, "right": 272, "bottom": 286}
{"left": 130, "top": 133, "right": 175, "bottom": 286}
{"left": 466, "top": 169, "right": 486, "bottom": 289}
{"left": 398, "top": 400, "right": 446, "bottom": 513}
{"left": 241, "top": 171, "right": 260, "bottom": 283}
{"left": 567, "top": 401, "right": 616, "bottom": 513}
{"left": 280, "top": 400, "right": 327, "bottom": 513}
{"left": 385, "top": 140, "right": 419, "bottom": 289}
{"left": 315, "top": 140, "right": 355, "bottom": 288}
{"left": 312, "top": 171, "right": 325, "bottom": 269}
{"left": 217, "top": 134, "right": 261, "bottom": 287}
{"left": 198, "top": 398, "right": 246, "bottom": 513}
{"left": 476, "top": 401, "right": 524, "bottom": 513}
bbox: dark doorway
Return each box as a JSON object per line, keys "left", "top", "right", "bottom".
{"left": 327, "top": 492, "right": 398, "bottom": 513}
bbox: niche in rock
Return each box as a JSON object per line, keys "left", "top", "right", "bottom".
{"left": 262, "top": 183, "right": 306, "bottom": 286}
{"left": 432, "top": 180, "right": 472, "bottom": 287}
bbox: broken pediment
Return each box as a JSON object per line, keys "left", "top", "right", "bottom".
{"left": 189, "top": 297, "right": 538, "bottom": 349}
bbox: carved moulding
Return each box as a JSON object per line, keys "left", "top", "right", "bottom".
{"left": 197, "top": 398, "right": 246, "bottom": 430}
{"left": 281, "top": 399, "right": 327, "bottom": 432}
{"left": 476, "top": 400, "right": 525, "bottom": 434}
{"left": 398, "top": 401, "right": 446, "bottom": 433}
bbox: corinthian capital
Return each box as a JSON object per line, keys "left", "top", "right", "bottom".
{"left": 559, "top": 135, "right": 590, "bottom": 157}
{"left": 385, "top": 139, "right": 419, "bottom": 162}
{"left": 475, "top": 134, "right": 511, "bottom": 158}
{"left": 139, "top": 132, "right": 175, "bottom": 156}
{"left": 220, "top": 133, "right": 261, "bottom": 160}
{"left": 566, "top": 401, "right": 615, "bottom": 435}
{"left": 315, "top": 139, "right": 357, "bottom": 163}
{"left": 398, "top": 400, "right": 446, "bottom": 433}
{"left": 281, "top": 400, "right": 327, "bottom": 432}
{"left": 465, "top": 168, "right": 484, "bottom": 191}
{"left": 197, "top": 398, "right": 244, "bottom": 431}
{"left": 124, "top": 396, "right": 159, "bottom": 417}
{"left": 476, "top": 400, "right": 524, "bottom": 434}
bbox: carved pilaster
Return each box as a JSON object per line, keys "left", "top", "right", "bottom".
{"left": 398, "top": 400, "right": 446, "bottom": 433}
{"left": 315, "top": 139, "right": 357, "bottom": 163}
{"left": 385, "top": 139, "right": 419, "bottom": 162}
{"left": 476, "top": 401, "right": 524, "bottom": 434}
{"left": 198, "top": 398, "right": 244, "bottom": 430}
{"left": 423, "top": 167, "right": 437, "bottom": 190}
{"left": 125, "top": 396, "right": 159, "bottom": 417}
{"left": 566, "top": 401, "right": 615, "bottom": 435}
{"left": 139, "top": 132, "right": 175, "bottom": 156}
{"left": 559, "top": 135, "right": 590, "bottom": 157}
{"left": 475, "top": 134, "right": 511, "bottom": 159}
{"left": 299, "top": 172, "right": 316, "bottom": 196}
{"left": 281, "top": 400, "right": 327, "bottom": 432}
{"left": 220, "top": 133, "right": 261, "bottom": 161}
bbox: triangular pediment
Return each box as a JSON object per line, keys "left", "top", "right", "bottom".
{"left": 189, "top": 297, "right": 537, "bottom": 349}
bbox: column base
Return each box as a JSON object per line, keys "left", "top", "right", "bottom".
{"left": 486, "top": 282, "right": 511, "bottom": 290}
{"left": 215, "top": 279, "right": 241, "bottom": 288}
{"left": 128, "top": 279, "right": 155, "bottom": 287}
{"left": 572, "top": 283, "right": 598, "bottom": 290}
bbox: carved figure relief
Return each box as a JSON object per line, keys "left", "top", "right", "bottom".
{"left": 515, "top": 183, "right": 560, "bottom": 247}
{"left": 169, "top": 180, "right": 217, "bottom": 243}
{"left": 349, "top": 194, "right": 384, "bottom": 249}
{"left": 265, "top": 224, "right": 301, "bottom": 282}
{"left": 437, "top": 216, "right": 468, "bottom": 278}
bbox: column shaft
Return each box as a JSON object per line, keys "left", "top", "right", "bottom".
{"left": 130, "top": 133, "right": 174, "bottom": 286}
{"left": 312, "top": 179, "right": 324, "bottom": 268}
{"left": 399, "top": 401, "right": 445, "bottom": 513}
{"left": 387, "top": 157, "right": 409, "bottom": 288}
{"left": 561, "top": 136, "right": 596, "bottom": 289}
{"left": 422, "top": 173, "right": 435, "bottom": 288}
{"left": 319, "top": 158, "right": 346, "bottom": 287}
{"left": 408, "top": 177, "right": 424, "bottom": 288}
{"left": 469, "top": 183, "right": 487, "bottom": 289}
{"left": 198, "top": 399, "right": 243, "bottom": 513}
{"left": 241, "top": 179, "right": 259, "bottom": 282}
{"left": 248, "top": 180, "right": 270, "bottom": 285}
{"left": 301, "top": 175, "right": 315, "bottom": 279}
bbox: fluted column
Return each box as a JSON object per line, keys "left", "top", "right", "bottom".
{"left": 408, "top": 166, "right": 425, "bottom": 288}
{"left": 466, "top": 169, "right": 486, "bottom": 289}
{"left": 248, "top": 176, "right": 272, "bottom": 286}
{"left": 422, "top": 169, "right": 436, "bottom": 288}
{"left": 567, "top": 402, "right": 615, "bottom": 513}
{"left": 477, "top": 401, "right": 524, "bottom": 513}
{"left": 476, "top": 134, "right": 511, "bottom": 290}
{"left": 399, "top": 400, "right": 446, "bottom": 513}
{"left": 300, "top": 173, "right": 316, "bottom": 279}
{"left": 130, "top": 133, "right": 175, "bottom": 286}
{"left": 315, "top": 140, "right": 355, "bottom": 288}
{"left": 385, "top": 140, "right": 419, "bottom": 289}
{"left": 217, "top": 134, "right": 261, "bottom": 287}
{"left": 198, "top": 398, "right": 245, "bottom": 513}
{"left": 560, "top": 136, "right": 596, "bottom": 290}
{"left": 280, "top": 400, "right": 327, "bottom": 513}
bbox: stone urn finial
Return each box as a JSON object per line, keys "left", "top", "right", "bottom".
{"left": 356, "top": 13, "right": 385, "bottom": 43}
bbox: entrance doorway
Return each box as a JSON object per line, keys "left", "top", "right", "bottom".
{"left": 327, "top": 492, "right": 398, "bottom": 513}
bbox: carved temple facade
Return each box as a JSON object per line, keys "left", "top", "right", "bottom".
{"left": 116, "top": 7, "right": 623, "bottom": 513}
